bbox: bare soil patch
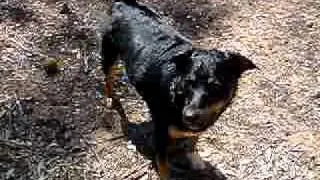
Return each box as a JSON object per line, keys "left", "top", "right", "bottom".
{"left": 0, "top": 0, "right": 319, "bottom": 179}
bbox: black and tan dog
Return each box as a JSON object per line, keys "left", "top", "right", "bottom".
{"left": 101, "top": 0, "right": 256, "bottom": 179}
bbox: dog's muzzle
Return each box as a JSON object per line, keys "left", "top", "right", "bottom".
{"left": 181, "top": 107, "right": 213, "bottom": 132}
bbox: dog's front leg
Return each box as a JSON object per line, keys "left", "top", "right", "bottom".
{"left": 154, "top": 122, "right": 170, "bottom": 180}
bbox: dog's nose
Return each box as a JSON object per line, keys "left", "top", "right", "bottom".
{"left": 184, "top": 109, "right": 195, "bottom": 118}
{"left": 183, "top": 108, "right": 199, "bottom": 122}
{"left": 182, "top": 107, "right": 212, "bottom": 132}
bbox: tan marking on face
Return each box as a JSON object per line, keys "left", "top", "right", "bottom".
{"left": 208, "top": 100, "right": 226, "bottom": 114}
{"left": 168, "top": 126, "right": 200, "bottom": 139}
{"left": 208, "top": 86, "right": 236, "bottom": 115}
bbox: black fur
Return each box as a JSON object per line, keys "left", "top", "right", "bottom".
{"left": 102, "top": 0, "right": 256, "bottom": 177}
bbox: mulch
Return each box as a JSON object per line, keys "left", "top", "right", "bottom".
{"left": 0, "top": 0, "right": 319, "bottom": 179}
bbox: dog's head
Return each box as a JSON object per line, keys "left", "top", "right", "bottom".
{"left": 170, "top": 49, "right": 257, "bottom": 134}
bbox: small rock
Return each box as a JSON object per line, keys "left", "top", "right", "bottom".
{"left": 60, "top": 3, "right": 71, "bottom": 14}
{"left": 25, "top": 52, "right": 33, "bottom": 57}
{"left": 306, "top": 21, "right": 314, "bottom": 28}
{"left": 139, "top": 175, "right": 149, "bottom": 180}
{"left": 44, "top": 59, "right": 60, "bottom": 76}
{"left": 96, "top": 91, "right": 104, "bottom": 99}
{"left": 127, "top": 140, "right": 137, "bottom": 151}
{"left": 106, "top": 98, "right": 112, "bottom": 108}
{"left": 199, "top": 148, "right": 212, "bottom": 158}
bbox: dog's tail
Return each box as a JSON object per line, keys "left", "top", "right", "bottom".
{"left": 114, "top": 0, "right": 137, "bottom": 5}
{"left": 114, "top": 0, "right": 160, "bottom": 18}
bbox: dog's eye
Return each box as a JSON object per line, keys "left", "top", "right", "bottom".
{"left": 177, "top": 90, "right": 183, "bottom": 95}
{"left": 185, "top": 79, "right": 196, "bottom": 87}
{"left": 208, "top": 83, "right": 219, "bottom": 91}
{"left": 207, "top": 85, "right": 224, "bottom": 99}
{"left": 208, "top": 77, "right": 215, "bottom": 84}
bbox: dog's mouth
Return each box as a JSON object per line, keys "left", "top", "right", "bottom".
{"left": 181, "top": 100, "right": 228, "bottom": 132}
{"left": 168, "top": 126, "right": 201, "bottom": 139}
{"left": 181, "top": 109, "right": 217, "bottom": 132}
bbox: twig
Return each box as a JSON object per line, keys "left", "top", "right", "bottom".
{"left": 80, "top": 41, "right": 89, "bottom": 74}
{"left": 14, "top": 94, "right": 23, "bottom": 116}
{"left": 121, "top": 162, "right": 151, "bottom": 180}
{"left": 0, "top": 139, "right": 32, "bottom": 149}
{"left": 0, "top": 110, "right": 6, "bottom": 120}
{"left": 3, "top": 101, "right": 17, "bottom": 140}
{"left": 7, "top": 37, "right": 46, "bottom": 58}
{"left": 78, "top": 133, "right": 101, "bottom": 163}
{"left": 105, "top": 135, "right": 126, "bottom": 142}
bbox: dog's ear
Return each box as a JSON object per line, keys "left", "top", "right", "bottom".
{"left": 215, "top": 51, "right": 257, "bottom": 80}
{"left": 221, "top": 52, "right": 257, "bottom": 76}
{"left": 227, "top": 52, "right": 257, "bottom": 72}
{"left": 172, "top": 50, "right": 193, "bottom": 73}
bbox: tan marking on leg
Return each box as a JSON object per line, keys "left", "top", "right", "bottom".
{"left": 104, "top": 66, "right": 116, "bottom": 98}
{"left": 191, "top": 136, "right": 199, "bottom": 152}
{"left": 168, "top": 126, "right": 200, "bottom": 139}
{"left": 104, "top": 65, "right": 124, "bottom": 97}
{"left": 104, "top": 81, "right": 113, "bottom": 97}
{"left": 104, "top": 65, "right": 128, "bottom": 136}
{"left": 156, "top": 157, "right": 169, "bottom": 180}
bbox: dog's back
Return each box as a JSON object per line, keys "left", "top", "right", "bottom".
{"left": 103, "top": 2, "right": 257, "bottom": 179}
{"left": 111, "top": 1, "right": 193, "bottom": 84}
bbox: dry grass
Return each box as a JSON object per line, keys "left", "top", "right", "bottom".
{"left": 0, "top": 0, "right": 319, "bottom": 179}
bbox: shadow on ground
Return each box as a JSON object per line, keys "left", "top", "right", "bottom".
{"left": 111, "top": 99, "right": 227, "bottom": 180}
{"left": 127, "top": 121, "right": 227, "bottom": 180}
{"left": 0, "top": 1, "right": 34, "bottom": 24}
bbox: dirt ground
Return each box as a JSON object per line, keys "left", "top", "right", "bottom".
{"left": 0, "top": 0, "right": 319, "bottom": 179}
